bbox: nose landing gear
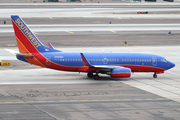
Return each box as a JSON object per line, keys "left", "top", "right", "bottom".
{"left": 153, "top": 73, "right": 157, "bottom": 78}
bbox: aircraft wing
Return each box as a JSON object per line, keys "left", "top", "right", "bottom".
{"left": 80, "top": 53, "right": 123, "bottom": 71}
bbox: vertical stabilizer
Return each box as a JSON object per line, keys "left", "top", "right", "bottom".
{"left": 11, "top": 15, "right": 59, "bottom": 54}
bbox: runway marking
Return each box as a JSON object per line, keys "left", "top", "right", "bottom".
{"left": 81, "top": 4, "right": 84, "bottom": 5}
{"left": 110, "top": 30, "right": 116, "bottom": 33}
{"left": 134, "top": 99, "right": 142, "bottom": 101}
{"left": 33, "top": 32, "right": 39, "bottom": 34}
{"left": 34, "top": 4, "right": 37, "bottom": 6}
{"left": 49, "top": 17, "right": 53, "bottom": 19}
{"left": 81, "top": 100, "right": 89, "bottom": 101}
{"left": 0, "top": 60, "right": 1, "bottom": 62}
{"left": 127, "top": 4, "right": 130, "bottom": 6}
{"left": 0, "top": 97, "right": 173, "bottom": 104}
{"left": 170, "top": 4, "right": 174, "bottom": 5}
{"left": 65, "top": 31, "right": 74, "bottom": 34}
{"left": 118, "top": 17, "right": 122, "bottom": 19}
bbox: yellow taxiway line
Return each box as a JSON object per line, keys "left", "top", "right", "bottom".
{"left": 0, "top": 97, "right": 172, "bottom": 104}
{"left": 110, "top": 30, "right": 116, "bottom": 33}
{"left": 65, "top": 31, "right": 74, "bottom": 34}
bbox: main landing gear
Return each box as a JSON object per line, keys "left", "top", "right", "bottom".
{"left": 87, "top": 73, "right": 100, "bottom": 80}
{"left": 87, "top": 73, "right": 93, "bottom": 78}
{"left": 153, "top": 73, "right": 157, "bottom": 78}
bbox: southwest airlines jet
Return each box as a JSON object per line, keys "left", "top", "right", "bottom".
{"left": 10, "top": 15, "right": 175, "bottom": 80}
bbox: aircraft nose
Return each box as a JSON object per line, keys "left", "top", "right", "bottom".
{"left": 168, "top": 61, "right": 175, "bottom": 69}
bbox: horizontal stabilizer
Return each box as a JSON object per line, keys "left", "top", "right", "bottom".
{"left": 5, "top": 49, "right": 18, "bottom": 55}
{"left": 16, "top": 53, "right": 34, "bottom": 58}
{"left": 5, "top": 49, "right": 34, "bottom": 58}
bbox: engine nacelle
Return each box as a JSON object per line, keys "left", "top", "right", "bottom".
{"left": 111, "top": 67, "right": 131, "bottom": 78}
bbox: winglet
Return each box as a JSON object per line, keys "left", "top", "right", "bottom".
{"left": 48, "top": 42, "right": 54, "bottom": 49}
{"left": 80, "top": 53, "right": 92, "bottom": 67}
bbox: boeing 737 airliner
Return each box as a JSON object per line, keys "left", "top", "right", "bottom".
{"left": 10, "top": 15, "right": 175, "bottom": 80}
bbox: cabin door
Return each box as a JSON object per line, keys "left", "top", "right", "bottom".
{"left": 46, "top": 56, "right": 51, "bottom": 65}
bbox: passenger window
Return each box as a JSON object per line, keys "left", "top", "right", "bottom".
{"left": 117, "top": 59, "right": 119, "bottom": 62}
{"left": 112, "top": 59, "right": 114, "bottom": 62}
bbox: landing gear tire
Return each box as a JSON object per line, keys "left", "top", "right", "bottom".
{"left": 93, "top": 75, "right": 100, "bottom": 80}
{"left": 153, "top": 74, "right": 157, "bottom": 78}
{"left": 87, "top": 73, "right": 93, "bottom": 78}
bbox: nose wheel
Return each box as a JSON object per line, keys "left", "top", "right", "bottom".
{"left": 153, "top": 73, "right": 157, "bottom": 78}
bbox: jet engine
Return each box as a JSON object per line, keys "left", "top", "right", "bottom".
{"left": 111, "top": 67, "right": 131, "bottom": 78}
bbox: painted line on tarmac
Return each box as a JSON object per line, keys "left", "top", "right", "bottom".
{"left": 0, "top": 97, "right": 172, "bottom": 104}
{"left": 33, "top": 32, "right": 39, "bottom": 34}
{"left": 65, "top": 31, "right": 74, "bottom": 34}
{"left": 110, "top": 30, "right": 116, "bottom": 33}
{"left": 49, "top": 17, "right": 53, "bottom": 19}
{"left": 118, "top": 17, "right": 122, "bottom": 19}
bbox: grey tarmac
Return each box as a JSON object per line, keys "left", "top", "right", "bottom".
{"left": 0, "top": 2, "right": 180, "bottom": 120}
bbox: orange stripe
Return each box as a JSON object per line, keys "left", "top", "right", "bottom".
{"left": 16, "top": 36, "right": 46, "bottom": 67}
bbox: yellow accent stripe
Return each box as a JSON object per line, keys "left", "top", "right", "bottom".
{"left": 12, "top": 19, "right": 47, "bottom": 67}
{"left": 16, "top": 36, "right": 46, "bottom": 67}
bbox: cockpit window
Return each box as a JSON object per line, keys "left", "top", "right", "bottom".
{"left": 161, "top": 58, "right": 167, "bottom": 62}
